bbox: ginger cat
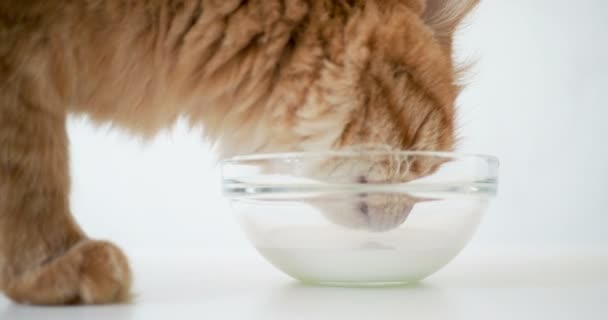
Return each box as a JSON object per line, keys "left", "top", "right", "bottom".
{"left": 0, "top": 0, "right": 478, "bottom": 305}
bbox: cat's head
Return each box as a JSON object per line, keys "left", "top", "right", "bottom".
{"left": 300, "top": 0, "right": 479, "bottom": 231}
{"left": 218, "top": 0, "right": 479, "bottom": 231}
{"left": 333, "top": 0, "right": 477, "bottom": 171}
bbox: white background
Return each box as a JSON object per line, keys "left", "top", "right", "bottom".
{"left": 67, "top": 0, "right": 608, "bottom": 255}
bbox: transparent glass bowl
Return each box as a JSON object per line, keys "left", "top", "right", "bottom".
{"left": 221, "top": 151, "right": 498, "bottom": 286}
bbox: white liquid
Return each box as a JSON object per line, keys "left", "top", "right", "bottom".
{"left": 251, "top": 226, "right": 466, "bottom": 285}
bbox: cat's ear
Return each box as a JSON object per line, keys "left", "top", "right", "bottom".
{"left": 421, "top": 0, "right": 480, "bottom": 53}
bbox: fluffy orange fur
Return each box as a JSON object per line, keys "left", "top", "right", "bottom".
{"left": 0, "top": 0, "right": 478, "bottom": 304}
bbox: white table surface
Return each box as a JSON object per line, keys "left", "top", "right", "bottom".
{"left": 1, "top": 249, "right": 607, "bottom": 320}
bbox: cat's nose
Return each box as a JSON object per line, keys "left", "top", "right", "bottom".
{"left": 353, "top": 176, "right": 415, "bottom": 232}
{"left": 357, "top": 196, "right": 414, "bottom": 232}
{"left": 358, "top": 201, "right": 369, "bottom": 215}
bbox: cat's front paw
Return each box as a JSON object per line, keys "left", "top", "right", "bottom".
{"left": 5, "top": 240, "right": 132, "bottom": 305}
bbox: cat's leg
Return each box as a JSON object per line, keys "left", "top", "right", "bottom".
{"left": 0, "top": 86, "right": 131, "bottom": 305}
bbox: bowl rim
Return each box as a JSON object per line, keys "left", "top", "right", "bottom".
{"left": 221, "top": 150, "right": 499, "bottom": 165}
{"left": 221, "top": 151, "right": 499, "bottom": 198}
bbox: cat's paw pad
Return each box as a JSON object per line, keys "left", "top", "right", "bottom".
{"left": 5, "top": 240, "right": 132, "bottom": 305}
